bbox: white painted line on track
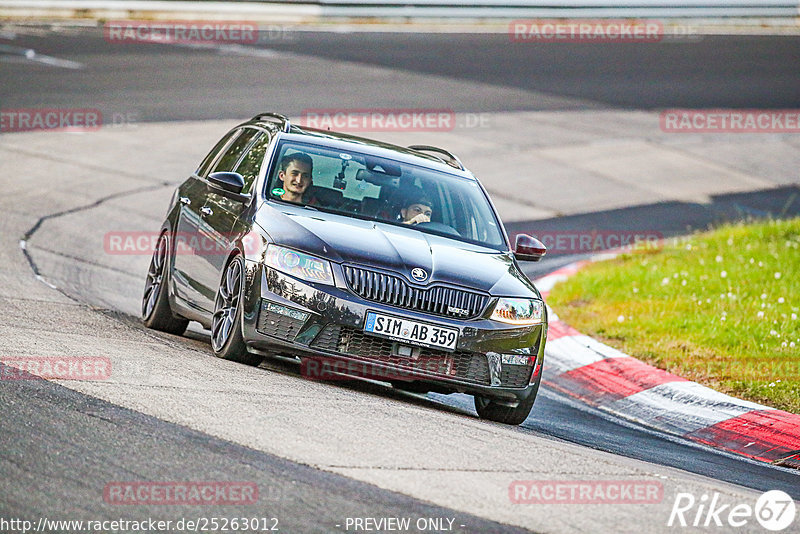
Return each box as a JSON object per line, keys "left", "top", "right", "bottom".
{"left": 0, "top": 43, "right": 83, "bottom": 68}
{"left": 175, "top": 42, "right": 284, "bottom": 59}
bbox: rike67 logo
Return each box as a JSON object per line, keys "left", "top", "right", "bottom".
{"left": 668, "top": 490, "right": 796, "bottom": 531}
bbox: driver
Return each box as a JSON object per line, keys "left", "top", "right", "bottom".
{"left": 400, "top": 190, "right": 433, "bottom": 225}
{"left": 277, "top": 152, "right": 313, "bottom": 203}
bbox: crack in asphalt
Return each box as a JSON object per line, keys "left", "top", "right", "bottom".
{"left": 19, "top": 182, "right": 170, "bottom": 281}
{"left": 27, "top": 245, "right": 144, "bottom": 279}
{"left": 11, "top": 175, "right": 217, "bottom": 356}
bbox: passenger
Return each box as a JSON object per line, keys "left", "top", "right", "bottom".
{"left": 277, "top": 152, "right": 313, "bottom": 203}
{"left": 399, "top": 191, "right": 433, "bottom": 225}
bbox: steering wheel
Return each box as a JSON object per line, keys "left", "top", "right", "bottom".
{"left": 416, "top": 221, "right": 461, "bottom": 237}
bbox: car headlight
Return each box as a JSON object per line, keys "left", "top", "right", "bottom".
{"left": 265, "top": 245, "right": 334, "bottom": 285}
{"left": 490, "top": 298, "right": 544, "bottom": 325}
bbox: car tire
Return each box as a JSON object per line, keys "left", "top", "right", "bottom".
{"left": 211, "top": 254, "right": 262, "bottom": 366}
{"left": 142, "top": 232, "right": 189, "bottom": 335}
{"left": 474, "top": 392, "right": 536, "bottom": 425}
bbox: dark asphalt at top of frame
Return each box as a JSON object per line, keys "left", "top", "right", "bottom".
{"left": 0, "top": 30, "right": 798, "bottom": 122}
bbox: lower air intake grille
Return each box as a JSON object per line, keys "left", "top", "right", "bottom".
{"left": 311, "top": 325, "right": 532, "bottom": 388}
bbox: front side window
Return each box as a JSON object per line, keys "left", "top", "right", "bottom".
{"left": 196, "top": 129, "right": 239, "bottom": 178}
{"left": 209, "top": 128, "right": 261, "bottom": 175}
{"left": 234, "top": 132, "right": 270, "bottom": 194}
{"left": 265, "top": 140, "right": 506, "bottom": 249}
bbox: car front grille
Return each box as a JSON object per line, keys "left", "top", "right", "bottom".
{"left": 342, "top": 265, "right": 489, "bottom": 319}
{"left": 311, "top": 325, "right": 532, "bottom": 388}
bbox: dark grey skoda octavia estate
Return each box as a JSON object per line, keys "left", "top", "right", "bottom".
{"left": 143, "top": 112, "right": 548, "bottom": 424}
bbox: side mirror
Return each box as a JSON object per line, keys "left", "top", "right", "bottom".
{"left": 514, "top": 234, "right": 546, "bottom": 262}
{"left": 207, "top": 172, "right": 250, "bottom": 203}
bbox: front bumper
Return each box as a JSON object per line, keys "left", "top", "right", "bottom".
{"left": 241, "top": 260, "right": 546, "bottom": 404}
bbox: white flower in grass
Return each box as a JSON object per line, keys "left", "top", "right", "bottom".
{"left": 715, "top": 255, "right": 723, "bottom": 262}
{"left": 661, "top": 277, "right": 670, "bottom": 286}
{"left": 791, "top": 342, "right": 796, "bottom": 348}
{"left": 757, "top": 311, "right": 765, "bottom": 318}
{"left": 778, "top": 297, "right": 785, "bottom": 304}
{"left": 775, "top": 272, "right": 782, "bottom": 279}
{"left": 720, "top": 271, "right": 727, "bottom": 278}
{"left": 761, "top": 293, "right": 767, "bottom": 299}
{"left": 617, "top": 315, "right": 625, "bottom": 323}
{"left": 792, "top": 313, "right": 798, "bottom": 320}
{"left": 681, "top": 280, "right": 687, "bottom": 286}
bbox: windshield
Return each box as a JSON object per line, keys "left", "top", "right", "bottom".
{"left": 265, "top": 140, "right": 507, "bottom": 250}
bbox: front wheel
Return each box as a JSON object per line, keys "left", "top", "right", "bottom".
{"left": 142, "top": 232, "right": 189, "bottom": 335}
{"left": 211, "top": 255, "right": 261, "bottom": 366}
{"left": 474, "top": 392, "right": 536, "bottom": 425}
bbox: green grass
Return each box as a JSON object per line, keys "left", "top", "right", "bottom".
{"left": 546, "top": 217, "right": 800, "bottom": 413}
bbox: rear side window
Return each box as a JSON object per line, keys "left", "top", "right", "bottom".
{"left": 209, "top": 128, "right": 261, "bottom": 175}
{"left": 196, "top": 130, "right": 239, "bottom": 178}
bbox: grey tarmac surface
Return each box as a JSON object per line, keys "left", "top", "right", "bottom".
{"left": 2, "top": 116, "right": 798, "bottom": 533}
{"left": 1, "top": 26, "right": 799, "bottom": 533}
{"left": 0, "top": 367, "right": 527, "bottom": 534}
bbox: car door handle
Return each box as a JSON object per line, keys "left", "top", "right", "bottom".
{"left": 200, "top": 206, "right": 213, "bottom": 217}
{"left": 179, "top": 196, "right": 191, "bottom": 206}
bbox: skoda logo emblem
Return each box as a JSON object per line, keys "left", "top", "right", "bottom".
{"left": 410, "top": 268, "right": 428, "bottom": 282}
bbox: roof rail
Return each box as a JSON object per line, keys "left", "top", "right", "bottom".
{"left": 251, "top": 112, "right": 291, "bottom": 133}
{"left": 407, "top": 145, "right": 465, "bottom": 171}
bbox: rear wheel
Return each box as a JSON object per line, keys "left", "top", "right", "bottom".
{"left": 211, "top": 255, "right": 262, "bottom": 366}
{"left": 142, "top": 232, "right": 189, "bottom": 335}
{"left": 474, "top": 392, "right": 536, "bottom": 425}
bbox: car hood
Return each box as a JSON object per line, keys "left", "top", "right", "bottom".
{"left": 256, "top": 205, "right": 539, "bottom": 297}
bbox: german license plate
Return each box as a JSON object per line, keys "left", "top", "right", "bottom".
{"left": 364, "top": 311, "right": 459, "bottom": 352}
